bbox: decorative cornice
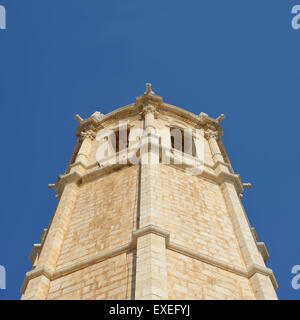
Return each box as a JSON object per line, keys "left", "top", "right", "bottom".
{"left": 75, "top": 102, "right": 223, "bottom": 139}
{"left": 51, "top": 171, "right": 82, "bottom": 196}
{"left": 66, "top": 161, "right": 99, "bottom": 175}
{"left": 51, "top": 150, "right": 244, "bottom": 197}
{"left": 211, "top": 160, "right": 233, "bottom": 172}
{"left": 216, "top": 171, "right": 244, "bottom": 194}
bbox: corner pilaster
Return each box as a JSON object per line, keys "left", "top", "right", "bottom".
{"left": 220, "top": 181, "right": 277, "bottom": 299}
{"left": 21, "top": 180, "right": 79, "bottom": 300}
{"left": 71, "top": 130, "right": 96, "bottom": 171}
{"left": 134, "top": 87, "right": 169, "bottom": 299}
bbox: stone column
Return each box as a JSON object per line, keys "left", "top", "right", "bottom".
{"left": 142, "top": 104, "right": 158, "bottom": 134}
{"left": 74, "top": 130, "right": 96, "bottom": 167}
{"left": 134, "top": 105, "right": 169, "bottom": 300}
{"left": 204, "top": 129, "right": 224, "bottom": 163}
{"left": 21, "top": 180, "right": 79, "bottom": 300}
{"left": 135, "top": 232, "right": 168, "bottom": 300}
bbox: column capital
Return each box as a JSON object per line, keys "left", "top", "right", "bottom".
{"left": 204, "top": 128, "right": 219, "bottom": 140}
{"left": 140, "top": 104, "right": 159, "bottom": 118}
{"left": 79, "top": 130, "right": 96, "bottom": 142}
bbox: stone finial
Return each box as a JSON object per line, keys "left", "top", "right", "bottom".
{"left": 74, "top": 114, "right": 84, "bottom": 123}
{"left": 91, "top": 111, "right": 104, "bottom": 122}
{"left": 135, "top": 83, "right": 163, "bottom": 110}
{"left": 243, "top": 183, "right": 252, "bottom": 189}
{"left": 216, "top": 114, "right": 225, "bottom": 123}
{"left": 144, "top": 83, "right": 155, "bottom": 95}
{"left": 199, "top": 112, "right": 208, "bottom": 118}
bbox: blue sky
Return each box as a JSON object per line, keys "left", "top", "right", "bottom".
{"left": 0, "top": 0, "right": 299, "bottom": 300}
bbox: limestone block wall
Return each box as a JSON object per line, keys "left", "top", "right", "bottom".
{"left": 47, "top": 251, "right": 136, "bottom": 300}
{"left": 160, "top": 165, "right": 246, "bottom": 268}
{"left": 166, "top": 250, "right": 255, "bottom": 300}
{"left": 56, "top": 166, "right": 138, "bottom": 270}
{"left": 21, "top": 85, "right": 277, "bottom": 300}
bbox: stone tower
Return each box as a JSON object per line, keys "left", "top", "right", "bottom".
{"left": 21, "top": 84, "right": 278, "bottom": 300}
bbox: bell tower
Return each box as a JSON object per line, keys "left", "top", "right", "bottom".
{"left": 21, "top": 84, "right": 278, "bottom": 300}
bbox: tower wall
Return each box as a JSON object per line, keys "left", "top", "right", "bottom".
{"left": 166, "top": 250, "right": 255, "bottom": 300}
{"left": 160, "top": 165, "right": 246, "bottom": 267}
{"left": 21, "top": 85, "right": 278, "bottom": 300}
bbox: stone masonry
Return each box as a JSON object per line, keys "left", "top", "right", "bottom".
{"left": 21, "top": 84, "right": 278, "bottom": 300}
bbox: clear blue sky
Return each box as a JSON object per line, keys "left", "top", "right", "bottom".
{"left": 0, "top": 0, "right": 299, "bottom": 300}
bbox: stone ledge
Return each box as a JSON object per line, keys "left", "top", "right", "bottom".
{"left": 20, "top": 266, "right": 53, "bottom": 294}
{"left": 211, "top": 160, "right": 233, "bottom": 172}
{"left": 248, "top": 263, "right": 278, "bottom": 289}
{"left": 54, "top": 242, "right": 133, "bottom": 280}
{"left": 132, "top": 224, "right": 170, "bottom": 246}
{"left": 65, "top": 161, "right": 99, "bottom": 174}
{"left": 21, "top": 225, "right": 278, "bottom": 295}
{"left": 52, "top": 171, "right": 82, "bottom": 195}
{"left": 51, "top": 152, "right": 244, "bottom": 197}
{"left": 21, "top": 242, "right": 133, "bottom": 294}
{"left": 256, "top": 242, "right": 269, "bottom": 263}
{"left": 167, "top": 241, "right": 277, "bottom": 290}
{"left": 167, "top": 241, "right": 248, "bottom": 278}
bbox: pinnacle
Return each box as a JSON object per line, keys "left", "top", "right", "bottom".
{"left": 144, "top": 83, "right": 155, "bottom": 95}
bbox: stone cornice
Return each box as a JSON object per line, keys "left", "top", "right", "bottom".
{"left": 211, "top": 160, "right": 234, "bottom": 174}
{"left": 65, "top": 161, "right": 96, "bottom": 174}
{"left": 74, "top": 87, "right": 223, "bottom": 138}
{"left": 21, "top": 224, "right": 277, "bottom": 294}
{"left": 166, "top": 162, "right": 244, "bottom": 194}
{"left": 216, "top": 171, "right": 244, "bottom": 194}
{"left": 52, "top": 171, "right": 82, "bottom": 195}
{"left": 51, "top": 149, "right": 245, "bottom": 197}
{"left": 75, "top": 103, "right": 223, "bottom": 138}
